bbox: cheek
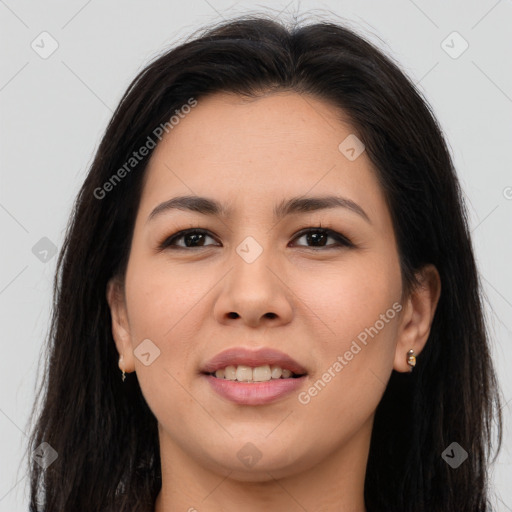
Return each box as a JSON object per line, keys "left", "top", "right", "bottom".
{"left": 293, "top": 248, "right": 402, "bottom": 342}
{"left": 123, "top": 254, "right": 213, "bottom": 384}
{"left": 123, "top": 255, "right": 210, "bottom": 423}
{"left": 293, "top": 249, "right": 402, "bottom": 401}
{"left": 125, "top": 251, "right": 204, "bottom": 335}
{"left": 291, "top": 265, "right": 401, "bottom": 444}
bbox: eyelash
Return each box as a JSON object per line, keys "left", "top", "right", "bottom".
{"left": 157, "top": 226, "right": 354, "bottom": 251}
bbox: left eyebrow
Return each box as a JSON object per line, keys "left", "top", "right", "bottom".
{"left": 147, "top": 194, "right": 371, "bottom": 224}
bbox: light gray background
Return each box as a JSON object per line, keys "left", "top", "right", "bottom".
{"left": 1, "top": 0, "right": 511, "bottom": 510}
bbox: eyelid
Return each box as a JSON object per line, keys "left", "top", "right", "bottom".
{"left": 157, "top": 228, "right": 219, "bottom": 251}
{"left": 292, "top": 227, "right": 353, "bottom": 248}
{"left": 157, "top": 226, "right": 354, "bottom": 251}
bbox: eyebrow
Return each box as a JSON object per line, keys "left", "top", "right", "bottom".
{"left": 147, "top": 194, "right": 371, "bottom": 224}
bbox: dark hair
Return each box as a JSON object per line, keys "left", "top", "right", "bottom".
{"left": 26, "top": 12, "right": 502, "bottom": 512}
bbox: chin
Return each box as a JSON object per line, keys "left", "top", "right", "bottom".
{"left": 197, "top": 441, "right": 317, "bottom": 481}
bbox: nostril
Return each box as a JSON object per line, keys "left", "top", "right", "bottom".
{"left": 265, "top": 312, "right": 277, "bottom": 319}
{"left": 227, "top": 312, "right": 239, "bottom": 319}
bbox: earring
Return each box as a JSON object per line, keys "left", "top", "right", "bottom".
{"left": 406, "top": 349, "right": 416, "bottom": 371}
{"left": 119, "top": 355, "right": 126, "bottom": 382}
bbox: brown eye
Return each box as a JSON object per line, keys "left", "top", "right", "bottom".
{"left": 158, "top": 227, "right": 353, "bottom": 251}
{"left": 159, "top": 229, "right": 219, "bottom": 250}
{"left": 291, "top": 228, "right": 353, "bottom": 249}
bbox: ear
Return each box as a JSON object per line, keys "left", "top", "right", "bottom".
{"left": 393, "top": 264, "right": 441, "bottom": 373}
{"left": 106, "top": 277, "right": 135, "bottom": 374}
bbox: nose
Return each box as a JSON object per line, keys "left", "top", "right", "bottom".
{"left": 213, "top": 245, "right": 294, "bottom": 329}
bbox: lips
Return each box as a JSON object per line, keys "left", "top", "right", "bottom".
{"left": 204, "top": 374, "right": 307, "bottom": 405}
{"left": 201, "top": 346, "right": 308, "bottom": 376}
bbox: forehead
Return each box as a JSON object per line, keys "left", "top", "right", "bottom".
{"left": 139, "top": 91, "right": 388, "bottom": 228}
{"left": 154, "top": 91, "right": 354, "bottom": 158}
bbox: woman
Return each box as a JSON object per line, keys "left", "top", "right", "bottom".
{"left": 27, "top": 13, "right": 503, "bottom": 512}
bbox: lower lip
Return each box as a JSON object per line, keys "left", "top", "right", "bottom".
{"left": 203, "top": 374, "right": 307, "bottom": 405}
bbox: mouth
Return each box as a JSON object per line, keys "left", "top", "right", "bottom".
{"left": 203, "top": 364, "right": 307, "bottom": 383}
{"left": 201, "top": 346, "right": 308, "bottom": 405}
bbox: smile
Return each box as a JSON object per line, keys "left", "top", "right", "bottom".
{"left": 207, "top": 364, "right": 305, "bottom": 382}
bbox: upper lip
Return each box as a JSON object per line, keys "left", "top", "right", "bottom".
{"left": 201, "top": 347, "right": 308, "bottom": 375}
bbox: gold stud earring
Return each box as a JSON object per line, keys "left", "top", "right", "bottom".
{"left": 119, "top": 355, "right": 126, "bottom": 382}
{"left": 406, "top": 349, "right": 416, "bottom": 371}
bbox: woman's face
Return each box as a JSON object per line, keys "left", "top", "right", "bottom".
{"left": 109, "top": 91, "right": 415, "bottom": 480}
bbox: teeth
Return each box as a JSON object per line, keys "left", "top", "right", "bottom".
{"left": 236, "top": 365, "right": 253, "bottom": 382}
{"left": 224, "top": 366, "right": 236, "bottom": 380}
{"left": 253, "top": 365, "right": 271, "bottom": 381}
{"left": 212, "top": 364, "right": 299, "bottom": 382}
{"left": 270, "top": 365, "right": 282, "bottom": 379}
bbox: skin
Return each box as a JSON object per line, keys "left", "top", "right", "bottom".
{"left": 107, "top": 91, "right": 441, "bottom": 512}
